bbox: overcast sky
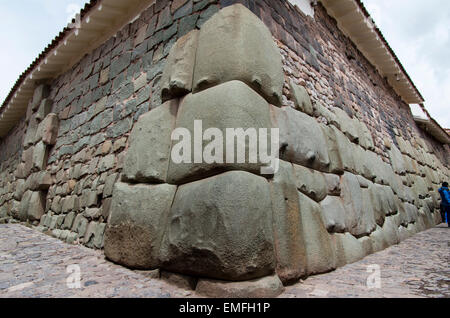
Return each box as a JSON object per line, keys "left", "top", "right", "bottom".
{"left": 0, "top": 1, "right": 448, "bottom": 128}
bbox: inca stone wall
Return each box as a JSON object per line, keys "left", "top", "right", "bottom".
{"left": 0, "top": 0, "right": 449, "bottom": 297}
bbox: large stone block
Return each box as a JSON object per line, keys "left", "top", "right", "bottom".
{"left": 293, "top": 164, "right": 327, "bottom": 202}
{"left": 123, "top": 100, "right": 178, "bottom": 183}
{"left": 160, "top": 171, "right": 275, "bottom": 281}
{"left": 18, "top": 190, "right": 32, "bottom": 221}
{"left": 27, "top": 191, "right": 46, "bottom": 222}
{"left": 39, "top": 113, "right": 59, "bottom": 145}
{"left": 388, "top": 144, "right": 406, "bottom": 175}
{"left": 319, "top": 196, "right": 346, "bottom": 233}
{"left": 24, "top": 117, "right": 39, "bottom": 147}
{"left": 104, "top": 182, "right": 177, "bottom": 269}
{"left": 340, "top": 172, "right": 376, "bottom": 237}
{"left": 298, "top": 192, "right": 336, "bottom": 275}
{"left": 31, "top": 84, "right": 50, "bottom": 111}
{"left": 289, "top": 80, "right": 313, "bottom": 115}
{"left": 167, "top": 81, "right": 273, "bottom": 184}
{"left": 193, "top": 4, "right": 284, "bottom": 105}
{"left": 332, "top": 108, "right": 359, "bottom": 143}
{"left": 356, "top": 120, "right": 375, "bottom": 151}
{"left": 273, "top": 107, "right": 330, "bottom": 172}
{"left": 161, "top": 30, "right": 199, "bottom": 101}
{"left": 335, "top": 233, "right": 366, "bottom": 264}
{"left": 32, "top": 141, "right": 48, "bottom": 171}
{"left": 368, "top": 183, "right": 388, "bottom": 226}
{"left": 35, "top": 99, "right": 53, "bottom": 121}
{"left": 320, "top": 125, "right": 344, "bottom": 174}
{"left": 270, "top": 161, "right": 306, "bottom": 284}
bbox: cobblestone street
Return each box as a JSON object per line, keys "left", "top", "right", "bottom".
{"left": 0, "top": 223, "right": 448, "bottom": 298}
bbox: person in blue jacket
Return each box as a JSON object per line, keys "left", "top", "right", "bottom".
{"left": 438, "top": 182, "right": 450, "bottom": 227}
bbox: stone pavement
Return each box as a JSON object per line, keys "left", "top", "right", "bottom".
{"left": 0, "top": 223, "right": 448, "bottom": 298}
{"left": 283, "top": 223, "right": 450, "bottom": 298}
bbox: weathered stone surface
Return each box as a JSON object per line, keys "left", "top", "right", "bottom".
{"left": 161, "top": 30, "right": 198, "bottom": 101}
{"left": 293, "top": 164, "right": 327, "bottom": 202}
{"left": 340, "top": 172, "right": 376, "bottom": 237}
{"left": 196, "top": 275, "right": 284, "bottom": 298}
{"left": 161, "top": 271, "right": 197, "bottom": 290}
{"left": 193, "top": 4, "right": 284, "bottom": 105}
{"left": 298, "top": 192, "right": 336, "bottom": 275}
{"left": 93, "top": 223, "right": 106, "bottom": 248}
{"left": 104, "top": 182, "right": 176, "bottom": 269}
{"left": 314, "top": 103, "right": 337, "bottom": 124}
{"left": 24, "top": 117, "right": 39, "bottom": 148}
{"left": 356, "top": 120, "right": 375, "bottom": 150}
{"left": 273, "top": 106, "right": 330, "bottom": 172}
{"left": 37, "top": 171, "right": 53, "bottom": 190}
{"left": 324, "top": 173, "right": 341, "bottom": 195}
{"left": 18, "top": 191, "right": 32, "bottom": 221}
{"left": 333, "top": 108, "right": 359, "bottom": 143}
{"left": 63, "top": 212, "right": 76, "bottom": 230}
{"left": 35, "top": 99, "right": 53, "bottom": 121}
{"left": 167, "top": 81, "right": 273, "bottom": 184}
{"left": 290, "top": 80, "right": 313, "bottom": 115}
{"left": 336, "top": 233, "right": 366, "bottom": 264}
{"left": 320, "top": 124, "right": 347, "bottom": 174}
{"left": 367, "top": 182, "right": 387, "bottom": 226}
{"left": 37, "top": 113, "right": 59, "bottom": 145}
{"left": 27, "top": 191, "right": 46, "bottom": 221}
{"left": 160, "top": 171, "right": 275, "bottom": 281}
{"left": 389, "top": 144, "right": 406, "bottom": 175}
{"left": 319, "top": 196, "right": 346, "bottom": 233}
{"left": 270, "top": 161, "right": 306, "bottom": 284}
{"left": 32, "top": 141, "right": 48, "bottom": 171}
{"left": 31, "top": 84, "right": 50, "bottom": 110}
{"left": 404, "top": 202, "right": 419, "bottom": 225}
{"left": 123, "top": 100, "right": 177, "bottom": 183}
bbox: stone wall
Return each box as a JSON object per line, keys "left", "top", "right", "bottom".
{"left": 0, "top": 0, "right": 449, "bottom": 296}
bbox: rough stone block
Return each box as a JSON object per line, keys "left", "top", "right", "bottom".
{"left": 63, "top": 212, "right": 76, "bottom": 230}
{"left": 319, "top": 196, "right": 346, "bottom": 233}
{"left": 27, "top": 191, "right": 46, "bottom": 221}
{"left": 160, "top": 171, "right": 275, "bottom": 281}
{"left": 35, "top": 99, "right": 53, "bottom": 121}
{"left": 273, "top": 106, "right": 330, "bottom": 172}
{"left": 320, "top": 124, "right": 345, "bottom": 174}
{"left": 161, "top": 30, "right": 199, "bottom": 101}
{"left": 270, "top": 160, "right": 306, "bottom": 284}
{"left": 298, "top": 192, "right": 336, "bottom": 275}
{"left": 32, "top": 141, "right": 48, "bottom": 171}
{"left": 104, "top": 182, "right": 177, "bottom": 269}
{"left": 356, "top": 120, "right": 375, "bottom": 150}
{"left": 332, "top": 108, "right": 359, "bottom": 143}
{"left": 324, "top": 173, "right": 341, "bottom": 195}
{"left": 18, "top": 190, "right": 32, "bottom": 221}
{"left": 293, "top": 164, "right": 327, "bottom": 202}
{"left": 289, "top": 80, "right": 313, "bottom": 115}
{"left": 123, "top": 100, "right": 177, "bottom": 183}
{"left": 389, "top": 144, "right": 406, "bottom": 175}
{"left": 167, "top": 81, "right": 273, "bottom": 184}
{"left": 31, "top": 84, "right": 50, "bottom": 110}
{"left": 196, "top": 275, "right": 284, "bottom": 298}
{"left": 193, "top": 4, "right": 284, "bottom": 105}
{"left": 340, "top": 172, "right": 376, "bottom": 237}
{"left": 335, "top": 233, "right": 366, "bottom": 264}
{"left": 24, "top": 117, "right": 39, "bottom": 148}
